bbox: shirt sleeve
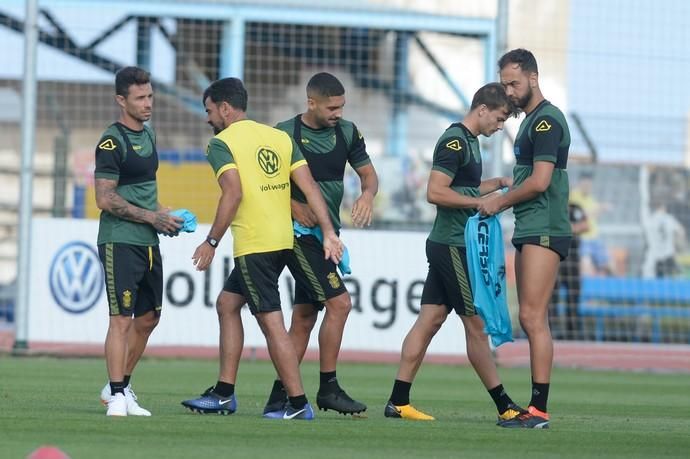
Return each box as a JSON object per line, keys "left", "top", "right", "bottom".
{"left": 531, "top": 115, "right": 563, "bottom": 163}
{"left": 347, "top": 123, "right": 371, "bottom": 169}
{"left": 94, "top": 135, "right": 123, "bottom": 181}
{"left": 205, "top": 137, "right": 236, "bottom": 179}
{"left": 289, "top": 137, "right": 307, "bottom": 170}
{"left": 431, "top": 136, "right": 466, "bottom": 179}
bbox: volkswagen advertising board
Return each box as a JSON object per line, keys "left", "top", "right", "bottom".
{"left": 29, "top": 218, "right": 468, "bottom": 356}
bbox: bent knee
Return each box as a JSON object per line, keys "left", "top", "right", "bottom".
{"left": 325, "top": 294, "right": 352, "bottom": 316}
{"left": 215, "top": 291, "right": 244, "bottom": 317}
{"left": 216, "top": 299, "right": 240, "bottom": 318}
{"left": 108, "top": 316, "right": 132, "bottom": 334}
{"left": 417, "top": 307, "right": 448, "bottom": 333}
{"left": 518, "top": 307, "right": 548, "bottom": 333}
{"left": 291, "top": 307, "right": 318, "bottom": 331}
{"left": 255, "top": 312, "right": 286, "bottom": 337}
{"left": 134, "top": 314, "right": 159, "bottom": 334}
{"left": 429, "top": 316, "right": 446, "bottom": 332}
{"left": 463, "top": 316, "right": 489, "bottom": 340}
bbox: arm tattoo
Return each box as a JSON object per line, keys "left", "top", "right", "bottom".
{"left": 95, "top": 179, "right": 151, "bottom": 225}
{"left": 153, "top": 211, "right": 168, "bottom": 228}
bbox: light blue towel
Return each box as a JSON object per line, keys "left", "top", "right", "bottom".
{"left": 293, "top": 221, "right": 351, "bottom": 275}
{"left": 169, "top": 208, "right": 197, "bottom": 233}
{"left": 464, "top": 214, "right": 513, "bottom": 347}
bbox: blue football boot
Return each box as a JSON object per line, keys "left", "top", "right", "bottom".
{"left": 263, "top": 401, "right": 315, "bottom": 420}
{"left": 181, "top": 386, "right": 237, "bottom": 415}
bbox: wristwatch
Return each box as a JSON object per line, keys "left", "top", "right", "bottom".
{"left": 205, "top": 236, "right": 219, "bottom": 248}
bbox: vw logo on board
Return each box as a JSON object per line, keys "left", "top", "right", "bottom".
{"left": 49, "top": 241, "right": 103, "bottom": 314}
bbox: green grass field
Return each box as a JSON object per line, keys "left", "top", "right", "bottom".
{"left": 1, "top": 356, "right": 689, "bottom": 459}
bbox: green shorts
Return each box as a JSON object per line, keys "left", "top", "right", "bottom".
{"left": 98, "top": 243, "right": 163, "bottom": 317}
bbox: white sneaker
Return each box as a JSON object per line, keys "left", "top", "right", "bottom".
{"left": 100, "top": 383, "right": 151, "bottom": 416}
{"left": 100, "top": 382, "right": 111, "bottom": 406}
{"left": 106, "top": 392, "right": 127, "bottom": 416}
{"left": 125, "top": 386, "right": 151, "bottom": 416}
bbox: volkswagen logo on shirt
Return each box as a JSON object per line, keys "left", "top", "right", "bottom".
{"left": 257, "top": 147, "right": 281, "bottom": 178}
{"left": 49, "top": 241, "right": 103, "bottom": 314}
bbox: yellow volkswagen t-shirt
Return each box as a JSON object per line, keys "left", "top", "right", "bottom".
{"left": 206, "top": 119, "right": 307, "bottom": 257}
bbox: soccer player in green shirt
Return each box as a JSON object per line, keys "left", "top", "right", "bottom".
{"left": 94, "top": 66, "right": 183, "bottom": 416}
{"left": 262, "top": 73, "right": 378, "bottom": 416}
{"left": 384, "top": 83, "right": 524, "bottom": 424}
{"left": 479, "top": 49, "right": 572, "bottom": 429}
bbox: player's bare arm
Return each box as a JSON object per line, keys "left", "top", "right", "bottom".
{"left": 291, "top": 198, "right": 318, "bottom": 227}
{"left": 478, "top": 176, "right": 512, "bottom": 196}
{"left": 95, "top": 177, "right": 182, "bottom": 234}
{"left": 426, "top": 170, "right": 480, "bottom": 209}
{"left": 351, "top": 163, "right": 378, "bottom": 227}
{"left": 291, "top": 165, "right": 344, "bottom": 263}
{"left": 192, "top": 168, "right": 242, "bottom": 271}
{"left": 477, "top": 161, "right": 554, "bottom": 216}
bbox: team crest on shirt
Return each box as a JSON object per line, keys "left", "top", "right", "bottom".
{"left": 327, "top": 272, "right": 341, "bottom": 289}
{"left": 445, "top": 139, "right": 462, "bottom": 151}
{"left": 257, "top": 147, "right": 281, "bottom": 178}
{"left": 98, "top": 138, "right": 117, "bottom": 151}
{"left": 535, "top": 120, "right": 552, "bottom": 132}
{"left": 122, "top": 290, "right": 132, "bottom": 309}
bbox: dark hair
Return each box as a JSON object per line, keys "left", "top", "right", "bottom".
{"left": 202, "top": 78, "right": 248, "bottom": 112}
{"left": 306, "top": 72, "right": 345, "bottom": 98}
{"left": 470, "top": 82, "right": 515, "bottom": 115}
{"left": 115, "top": 66, "right": 151, "bottom": 97}
{"left": 498, "top": 48, "right": 538, "bottom": 73}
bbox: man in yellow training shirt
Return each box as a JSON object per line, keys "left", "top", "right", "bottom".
{"left": 181, "top": 78, "right": 343, "bottom": 420}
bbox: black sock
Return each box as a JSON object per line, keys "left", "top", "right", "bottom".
{"left": 530, "top": 381, "right": 550, "bottom": 413}
{"left": 288, "top": 394, "right": 308, "bottom": 409}
{"left": 213, "top": 381, "right": 235, "bottom": 398}
{"left": 389, "top": 379, "right": 412, "bottom": 406}
{"left": 488, "top": 384, "right": 513, "bottom": 413}
{"left": 268, "top": 379, "right": 286, "bottom": 401}
{"left": 110, "top": 381, "right": 126, "bottom": 396}
{"left": 123, "top": 374, "right": 131, "bottom": 387}
{"left": 319, "top": 371, "right": 338, "bottom": 393}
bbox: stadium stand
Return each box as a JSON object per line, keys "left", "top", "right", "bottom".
{"left": 579, "top": 277, "right": 690, "bottom": 343}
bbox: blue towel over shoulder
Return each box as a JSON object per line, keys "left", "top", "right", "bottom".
{"left": 464, "top": 214, "right": 513, "bottom": 347}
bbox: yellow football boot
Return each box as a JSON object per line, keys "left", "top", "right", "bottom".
{"left": 384, "top": 401, "right": 435, "bottom": 420}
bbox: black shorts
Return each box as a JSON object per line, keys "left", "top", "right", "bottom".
{"left": 287, "top": 235, "right": 348, "bottom": 311}
{"left": 98, "top": 243, "right": 163, "bottom": 317}
{"left": 512, "top": 235, "right": 571, "bottom": 261}
{"left": 420, "top": 240, "right": 476, "bottom": 316}
{"left": 223, "top": 250, "right": 291, "bottom": 315}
